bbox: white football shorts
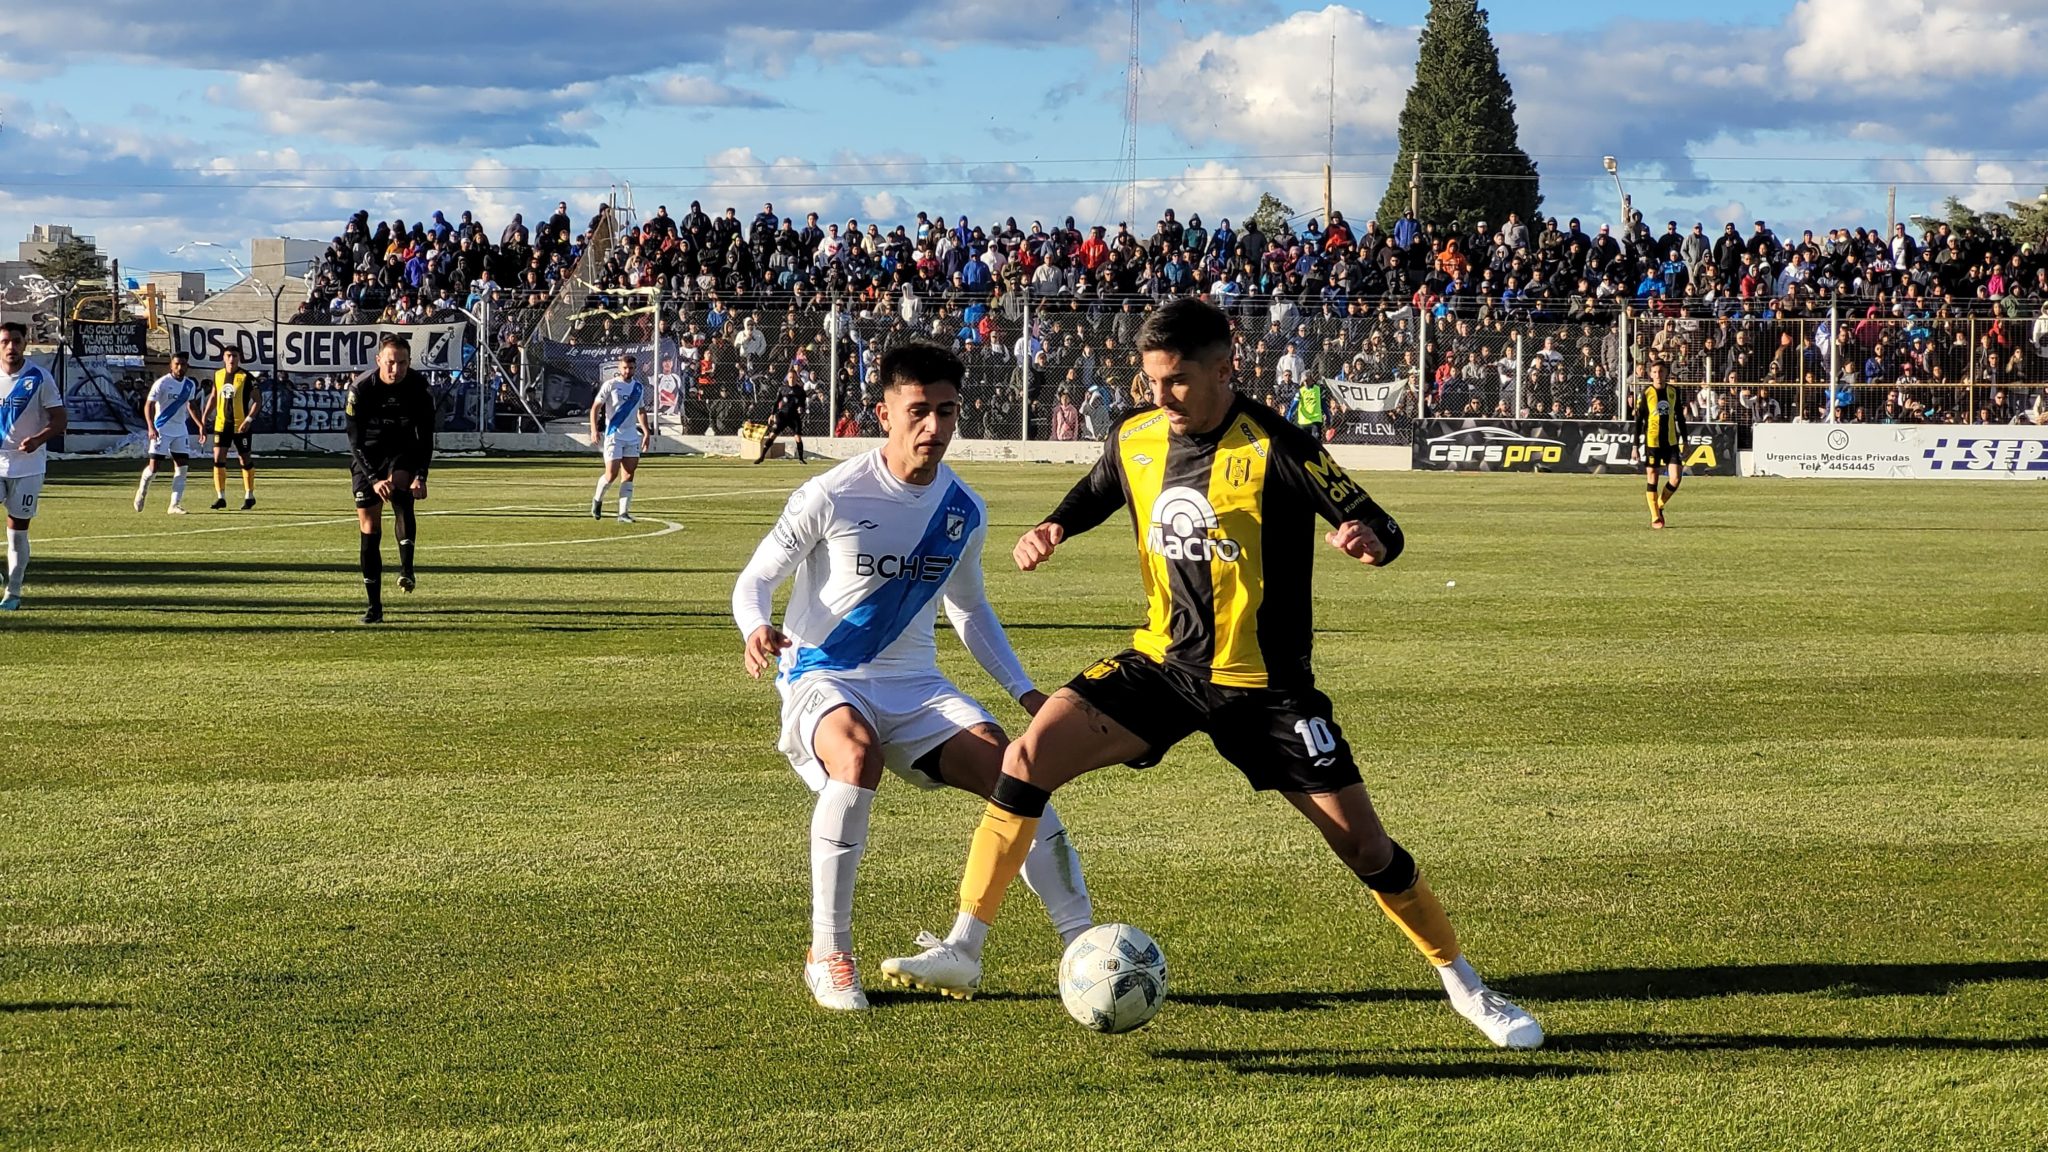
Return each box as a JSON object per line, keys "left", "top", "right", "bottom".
{"left": 602, "top": 433, "right": 642, "bottom": 461}
{"left": 149, "top": 433, "right": 200, "bottom": 458}
{"left": 776, "top": 669, "right": 999, "bottom": 793}
{"left": 1, "top": 473, "right": 44, "bottom": 520}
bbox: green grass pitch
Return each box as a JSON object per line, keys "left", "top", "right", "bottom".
{"left": 2, "top": 455, "right": 2043, "bottom": 1151}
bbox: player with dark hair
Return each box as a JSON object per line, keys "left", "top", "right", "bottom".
{"left": 347, "top": 335, "right": 436, "bottom": 624}
{"left": 733, "top": 340, "right": 1091, "bottom": 1011}
{"left": 202, "top": 345, "right": 260, "bottom": 510}
{"left": 0, "top": 321, "right": 66, "bottom": 611}
{"left": 590, "top": 354, "right": 652, "bottom": 522}
{"left": 1634, "top": 359, "right": 1687, "bottom": 529}
{"left": 883, "top": 297, "right": 1543, "bottom": 1049}
{"left": 754, "top": 370, "right": 809, "bottom": 464}
{"left": 135, "top": 351, "right": 203, "bottom": 514}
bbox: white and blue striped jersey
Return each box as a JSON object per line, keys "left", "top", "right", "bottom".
{"left": 593, "top": 376, "right": 647, "bottom": 453}
{"left": 0, "top": 363, "right": 64, "bottom": 479}
{"left": 732, "top": 450, "right": 1033, "bottom": 699}
{"left": 147, "top": 374, "right": 201, "bottom": 436}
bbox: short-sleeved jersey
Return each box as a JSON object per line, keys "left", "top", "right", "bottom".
{"left": 594, "top": 376, "right": 648, "bottom": 445}
{"left": 345, "top": 368, "right": 436, "bottom": 477}
{"left": 736, "top": 450, "right": 1029, "bottom": 697}
{"left": 0, "top": 363, "right": 65, "bottom": 479}
{"left": 209, "top": 369, "right": 258, "bottom": 432}
{"left": 1045, "top": 394, "right": 1403, "bottom": 690}
{"left": 147, "top": 374, "right": 202, "bottom": 436}
{"left": 1633, "top": 382, "right": 1686, "bottom": 449}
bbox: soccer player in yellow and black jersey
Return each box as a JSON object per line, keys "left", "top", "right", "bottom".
{"left": 1633, "top": 359, "right": 1686, "bottom": 529}
{"left": 881, "top": 297, "right": 1543, "bottom": 1049}
{"left": 201, "top": 345, "right": 260, "bottom": 510}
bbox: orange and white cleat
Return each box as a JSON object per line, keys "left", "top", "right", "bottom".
{"left": 803, "top": 949, "right": 869, "bottom": 1011}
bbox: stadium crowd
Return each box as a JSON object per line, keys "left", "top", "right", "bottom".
{"left": 283, "top": 195, "right": 2048, "bottom": 437}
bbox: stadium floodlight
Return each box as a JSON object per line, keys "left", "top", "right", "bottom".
{"left": 1602, "top": 156, "right": 1617, "bottom": 175}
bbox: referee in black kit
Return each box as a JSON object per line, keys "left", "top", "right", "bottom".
{"left": 347, "top": 334, "right": 436, "bottom": 624}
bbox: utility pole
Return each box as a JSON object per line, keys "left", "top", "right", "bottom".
{"left": 1324, "top": 31, "right": 1335, "bottom": 229}
{"left": 1409, "top": 156, "right": 1420, "bottom": 220}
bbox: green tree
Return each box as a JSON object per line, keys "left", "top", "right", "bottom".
{"left": 1376, "top": 0, "right": 1541, "bottom": 233}
{"left": 1248, "top": 193, "right": 1295, "bottom": 239}
{"left": 26, "top": 234, "right": 107, "bottom": 338}
{"left": 1911, "top": 190, "right": 2048, "bottom": 247}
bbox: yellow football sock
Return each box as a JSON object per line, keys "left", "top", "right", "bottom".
{"left": 241, "top": 469, "right": 255, "bottom": 496}
{"left": 212, "top": 466, "right": 227, "bottom": 496}
{"left": 1645, "top": 489, "right": 1661, "bottom": 517}
{"left": 958, "top": 805, "right": 1040, "bottom": 926}
{"left": 1373, "top": 873, "right": 1461, "bottom": 967}
{"left": 1659, "top": 482, "right": 1677, "bottom": 509}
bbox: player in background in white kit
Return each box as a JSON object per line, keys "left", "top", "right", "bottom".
{"left": 590, "top": 354, "right": 651, "bottom": 523}
{"left": 135, "top": 351, "right": 204, "bottom": 514}
{"left": 0, "top": 322, "right": 67, "bottom": 611}
{"left": 732, "top": 342, "right": 1092, "bottom": 1011}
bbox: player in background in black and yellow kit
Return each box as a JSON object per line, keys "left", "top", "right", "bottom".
{"left": 882, "top": 298, "right": 1543, "bottom": 1049}
{"left": 1633, "top": 359, "right": 1687, "bottom": 529}
{"left": 201, "top": 346, "right": 261, "bottom": 510}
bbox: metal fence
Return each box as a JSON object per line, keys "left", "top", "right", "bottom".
{"left": 498, "top": 290, "right": 2047, "bottom": 442}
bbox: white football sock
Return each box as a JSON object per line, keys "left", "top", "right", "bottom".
{"left": 592, "top": 475, "right": 612, "bottom": 504}
{"left": 5, "top": 528, "right": 26, "bottom": 598}
{"left": 809, "top": 780, "right": 874, "bottom": 958}
{"left": 1436, "top": 954, "right": 1487, "bottom": 1002}
{"left": 137, "top": 467, "right": 155, "bottom": 500}
{"left": 618, "top": 481, "right": 634, "bottom": 516}
{"left": 170, "top": 465, "right": 188, "bottom": 505}
{"left": 945, "top": 911, "right": 990, "bottom": 960}
{"left": 1021, "top": 804, "right": 1093, "bottom": 945}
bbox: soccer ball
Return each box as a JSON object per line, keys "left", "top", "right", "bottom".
{"left": 1058, "top": 923, "right": 1168, "bottom": 1034}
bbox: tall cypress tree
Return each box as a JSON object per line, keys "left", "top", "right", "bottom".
{"left": 1376, "top": 0, "right": 1541, "bottom": 233}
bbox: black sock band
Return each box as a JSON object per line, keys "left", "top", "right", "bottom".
{"left": 1361, "top": 839, "right": 1418, "bottom": 894}
{"left": 990, "top": 773, "right": 1051, "bottom": 818}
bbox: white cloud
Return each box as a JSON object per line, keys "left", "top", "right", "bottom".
{"left": 1784, "top": 0, "right": 2048, "bottom": 91}
{"left": 1143, "top": 6, "right": 1414, "bottom": 156}
{"left": 648, "top": 74, "right": 782, "bottom": 109}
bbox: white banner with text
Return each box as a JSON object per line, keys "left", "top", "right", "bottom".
{"left": 168, "top": 319, "right": 464, "bottom": 374}
{"left": 1752, "top": 423, "right": 2048, "bottom": 479}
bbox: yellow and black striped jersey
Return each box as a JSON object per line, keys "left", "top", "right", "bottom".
{"left": 1632, "top": 382, "right": 1686, "bottom": 449}
{"left": 1045, "top": 394, "right": 1403, "bottom": 689}
{"left": 209, "top": 368, "right": 257, "bottom": 432}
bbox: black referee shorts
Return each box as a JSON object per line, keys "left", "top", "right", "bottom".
{"left": 1063, "top": 649, "right": 1363, "bottom": 794}
{"left": 770, "top": 410, "right": 805, "bottom": 434}
{"left": 351, "top": 461, "right": 419, "bottom": 509}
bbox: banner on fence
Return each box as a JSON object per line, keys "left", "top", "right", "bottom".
{"left": 23, "top": 351, "right": 142, "bottom": 435}
{"left": 1752, "top": 423, "right": 2048, "bottom": 479}
{"left": 1327, "top": 378, "right": 1410, "bottom": 413}
{"left": 533, "top": 337, "right": 679, "bottom": 416}
{"left": 70, "top": 320, "right": 148, "bottom": 360}
{"left": 169, "top": 319, "right": 464, "bottom": 373}
{"left": 1413, "top": 418, "right": 1739, "bottom": 474}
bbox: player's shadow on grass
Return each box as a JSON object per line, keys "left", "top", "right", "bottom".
{"left": 1155, "top": 1048, "right": 1597, "bottom": 1081}
{"left": 864, "top": 989, "right": 1056, "bottom": 1007}
{"left": 0, "top": 1001, "right": 128, "bottom": 1014}
{"left": 1173, "top": 988, "right": 1441, "bottom": 1011}
{"left": 1541, "top": 1031, "right": 2048, "bottom": 1055}
{"left": 1492, "top": 961, "right": 2048, "bottom": 1002}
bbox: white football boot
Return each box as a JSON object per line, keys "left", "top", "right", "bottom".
{"left": 1449, "top": 986, "right": 1545, "bottom": 1049}
{"left": 804, "top": 949, "right": 869, "bottom": 1011}
{"left": 879, "top": 931, "right": 981, "bottom": 1000}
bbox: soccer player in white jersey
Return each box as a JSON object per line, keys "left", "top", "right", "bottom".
{"left": 732, "top": 342, "right": 1093, "bottom": 1011}
{"left": 0, "top": 322, "right": 67, "bottom": 611}
{"left": 590, "top": 354, "right": 651, "bottom": 523}
{"left": 135, "top": 351, "right": 203, "bottom": 515}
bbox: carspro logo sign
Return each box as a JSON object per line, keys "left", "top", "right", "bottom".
{"left": 1425, "top": 425, "right": 1564, "bottom": 468}
{"left": 1922, "top": 436, "right": 2048, "bottom": 472}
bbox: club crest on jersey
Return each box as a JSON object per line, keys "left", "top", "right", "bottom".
{"left": 1146, "top": 486, "right": 1242, "bottom": 563}
{"left": 1225, "top": 456, "right": 1251, "bottom": 487}
{"left": 945, "top": 511, "right": 966, "bottom": 541}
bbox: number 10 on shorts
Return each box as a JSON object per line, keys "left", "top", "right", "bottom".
{"left": 1294, "top": 717, "right": 1337, "bottom": 755}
